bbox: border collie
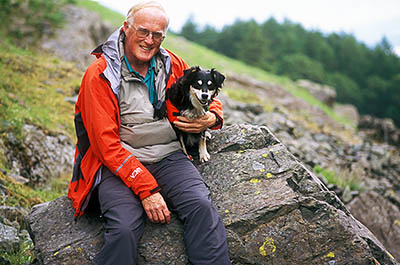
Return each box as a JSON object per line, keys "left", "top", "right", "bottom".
{"left": 166, "top": 66, "right": 225, "bottom": 162}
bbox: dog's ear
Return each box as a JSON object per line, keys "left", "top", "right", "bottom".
{"left": 211, "top": 68, "right": 225, "bottom": 88}
{"left": 181, "top": 66, "right": 201, "bottom": 86}
{"left": 183, "top": 66, "right": 200, "bottom": 76}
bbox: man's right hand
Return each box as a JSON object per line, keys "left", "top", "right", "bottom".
{"left": 141, "top": 192, "right": 170, "bottom": 224}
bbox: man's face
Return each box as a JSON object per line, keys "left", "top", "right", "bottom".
{"left": 124, "top": 7, "right": 167, "bottom": 66}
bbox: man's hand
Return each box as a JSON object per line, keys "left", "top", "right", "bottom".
{"left": 141, "top": 192, "right": 170, "bottom": 224}
{"left": 173, "top": 111, "right": 217, "bottom": 133}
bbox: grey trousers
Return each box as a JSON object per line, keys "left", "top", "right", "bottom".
{"left": 94, "top": 151, "right": 231, "bottom": 265}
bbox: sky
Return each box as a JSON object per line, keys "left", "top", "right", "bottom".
{"left": 96, "top": 0, "right": 400, "bottom": 55}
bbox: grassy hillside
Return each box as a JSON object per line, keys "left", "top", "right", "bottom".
{"left": 0, "top": 45, "right": 79, "bottom": 140}
{"left": 164, "top": 35, "right": 354, "bottom": 128}
{"left": 0, "top": 39, "right": 81, "bottom": 263}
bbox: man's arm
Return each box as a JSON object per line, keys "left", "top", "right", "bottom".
{"left": 173, "top": 111, "right": 217, "bottom": 133}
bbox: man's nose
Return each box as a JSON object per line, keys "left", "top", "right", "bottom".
{"left": 144, "top": 34, "right": 154, "bottom": 44}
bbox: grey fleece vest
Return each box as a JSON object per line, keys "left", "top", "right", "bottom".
{"left": 118, "top": 44, "right": 181, "bottom": 164}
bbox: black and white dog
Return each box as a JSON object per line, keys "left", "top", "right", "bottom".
{"left": 166, "top": 66, "right": 225, "bottom": 162}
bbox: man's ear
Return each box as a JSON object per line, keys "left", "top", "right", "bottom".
{"left": 123, "top": 21, "right": 130, "bottom": 32}
{"left": 211, "top": 68, "right": 225, "bottom": 88}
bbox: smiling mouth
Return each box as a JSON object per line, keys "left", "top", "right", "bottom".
{"left": 140, "top": 45, "right": 152, "bottom": 51}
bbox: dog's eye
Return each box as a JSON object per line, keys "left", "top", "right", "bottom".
{"left": 197, "top": 80, "right": 203, "bottom": 86}
{"left": 207, "top": 80, "right": 213, "bottom": 86}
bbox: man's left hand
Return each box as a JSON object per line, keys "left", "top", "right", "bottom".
{"left": 173, "top": 111, "right": 216, "bottom": 133}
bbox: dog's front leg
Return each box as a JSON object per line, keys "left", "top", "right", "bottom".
{"left": 199, "top": 132, "right": 210, "bottom": 163}
{"left": 179, "top": 134, "right": 189, "bottom": 157}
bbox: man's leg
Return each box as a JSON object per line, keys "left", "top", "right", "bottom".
{"left": 94, "top": 167, "right": 145, "bottom": 265}
{"left": 146, "top": 151, "right": 231, "bottom": 265}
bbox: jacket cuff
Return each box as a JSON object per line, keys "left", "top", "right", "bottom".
{"left": 210, "top": 111, "right": 223, "bottom": 130}
{"left": 138, "top": 185, "right": 161, "bottom": 200}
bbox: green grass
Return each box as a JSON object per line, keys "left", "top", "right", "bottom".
{"left": 1, "top": 237, "right": 35, "bottom": 265}
{"left": 0, "top": 42, "right": 80, "bottom": 140}
{"left": 313, "top": 165, "right": 363, "bottom": 191}
{"left": 75, "top": 0, "right": 125, "bottom": 27}
{"left": 0, "top": 172, "right": 69, "bottom": 209}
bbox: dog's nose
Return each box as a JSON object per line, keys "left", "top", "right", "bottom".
{"left": 201, "top": 94, "right": 209, "bottom": 100}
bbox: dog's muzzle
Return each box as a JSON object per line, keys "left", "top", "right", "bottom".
{"left": 199, "top": 94, "right": 209, "bottom": 105}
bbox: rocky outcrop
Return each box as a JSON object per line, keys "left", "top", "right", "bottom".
{"left": 27, "top": 124, "right": 399, "bottom": 265}
{"left": 358, "top": 115, "right": 400, "bottom": 146}
{"left": 296, "top": 79, "right": 337, "bottom": 107}
{"left": 218, "top": 92, "right": 400, "bottom": 260}
{"left": 2, "top": 124, "right": 74, "bottom": 185}
{"left": 348, "top": 191, "right": 400, "bottom": 260}
{"left": 333, "top": 103, "right": 360, "bottom": 125}
{"left": 40, "top": 5, "right": 115, "bottom": 71}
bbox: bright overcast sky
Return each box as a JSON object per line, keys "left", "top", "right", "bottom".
{"left": 96, "top": 0, "right": 400, "bottom": 55}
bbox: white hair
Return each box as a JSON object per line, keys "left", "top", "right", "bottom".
{"left": 126, "top": 1, "right": 169, "bottom": 31}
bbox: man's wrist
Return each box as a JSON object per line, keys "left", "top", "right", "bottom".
{"left": 209, "top": 111, "right": 221, "bottom": 129}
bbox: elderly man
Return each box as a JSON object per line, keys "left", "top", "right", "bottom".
{"left": 68, "top": 1, "right": 231, "bottom": 264}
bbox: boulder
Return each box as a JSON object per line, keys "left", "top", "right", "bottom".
{"left": 333, "top": 103, "right": 360, "bottom": 125}
{"left": 26, "top": 124, "right": 399, "bottom": 264}
{"left": 4, "top": 124, "right": 74, "bottom": 185}
{"left": 348, "top": 191, "right": 400, "bottom": 260}
{"left": 40, "top": 4, "right": 115, "bottom": 71}
{"left": 0, "top": 222, "right": 19, "bottom": 252}
{"left": 296, "top": 79, "right": 337, "bottom": 107}
{"left": 358, "top": 115, "right": 400, "bottom": 146}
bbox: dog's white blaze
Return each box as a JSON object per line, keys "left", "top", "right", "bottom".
{"left": 197, "top": 80, "right": 203, "bottom": 85}
{"left": 184, "top": 87, "right": 207, "bottom": 119}
{"left": 191, "top": 86, "right": 210, "bottom": 103}
{"left": 207, "top": 80, "right": 212, "bottom": 86}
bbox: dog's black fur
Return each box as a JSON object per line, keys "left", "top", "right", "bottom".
{"left": 166, "top": 66, "right": 225, "bottom": 162}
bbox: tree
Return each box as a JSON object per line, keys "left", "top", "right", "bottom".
{"left": 277, "top": 53, "right": 326, "bottom": 83}
{"left": 326, "top": 72, "right": 361, "bottom": 105}
{"left": 180, "top": 17, "right": 199, "bottom": 42}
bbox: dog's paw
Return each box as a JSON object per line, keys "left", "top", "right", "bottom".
{"left": 200, "top": 151, "right": 210, "bottom": 163}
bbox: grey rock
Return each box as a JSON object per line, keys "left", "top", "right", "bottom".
{"left": 358, "top": 115, "right": 400, "bottom": 146}
{"left": 4, "top": 124, "right": 74, "bottom": 185}
{"left": 0, "top": 222, "right": 19, "bottom": 252}
{"left": 333, "top": 103, "right": 360, "bottom": 125}
{"left": 348, "top": 191, "right": 400, "bottom": 261}
{"left": 27, "top": 124, "right": 399, "bottom": 265}
{"left": 296, "top": 79, "right": 337, "bottom": 107}
{"left": 0, "top": 206, "right": 30, "bottom": 230}
{"left": 40, "top": 5, "right": 115, "bottom": 71}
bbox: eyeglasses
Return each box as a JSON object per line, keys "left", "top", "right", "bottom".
{"left": 128, "top": 24, "right": 165, "bottom": 42}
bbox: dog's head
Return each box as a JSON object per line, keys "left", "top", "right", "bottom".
{"left": 182, "top": 66, "right": 225, "bottom": 107}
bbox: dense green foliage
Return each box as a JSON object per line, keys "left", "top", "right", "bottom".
{"left": 180, "top": 18, "right": 400, "bottom": 126}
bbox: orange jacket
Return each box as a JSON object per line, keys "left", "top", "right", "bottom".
{"left": 68, "top": 29, "right": 223, "bottom": 217}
